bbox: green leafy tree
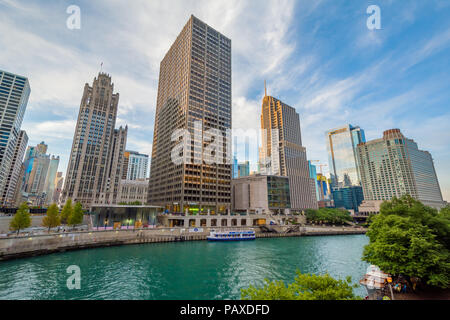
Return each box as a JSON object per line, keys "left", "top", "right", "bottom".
{"left": 363, "top": 195, "right": 450, "bottom": 288}
{"left": 68, "top": 202, "right": 84, "bottom": 228}
{"left": 60, "top": 198, "right": 73, "bottom": 225}
{"left": 42, "top": 203, "right": 60, "bottom": 232}
{"left": 9, "top": 202, "right": 32, "bottom": 234}
{"left": 241, "top": 271, "right": 360, "bottom": 300}
{"left": 305, "top": 208, "right": 352, "bottom": 225}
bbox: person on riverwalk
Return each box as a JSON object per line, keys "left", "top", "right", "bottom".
{"left": 402, "top": 284, "right": 407, "bottom": 293}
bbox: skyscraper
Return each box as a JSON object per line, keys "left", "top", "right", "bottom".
{"left": 326, "top": 124, "right": 366, "bottom": 189}
{"left": 2, "top": 130, "right": 28, "bottom": 207}
{"left": 62, "top": 73, "right": 128, "bottom": 208}
{"left": 53, "top": 172, "right": 64, "bottom": 204}
{"left": 357, "top": 129, "right": 445, "bottom": 209}
{"left": 259, "top": 89, "right": 317, "bottom": 210}
{"left": 0, "top": 70, "right": 30, "bottom": 205}
{"left": 325, "top": 125, "right": 366, "bottom": 212}
{"left": 20, "top": 141, "right": 60, "bottom": 206}
{"left": 148, "top": 15, "right": 232, "bottom": 215}
{"left": 238, "top": 161, "right": 250, "bottom": 178}
{"left": 122, "top": 151, "right": 149, "bottom": 180}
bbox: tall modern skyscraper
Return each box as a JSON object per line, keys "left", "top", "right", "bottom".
{"left": 122, "top": 151, "right": 149, "bottom": 180}
{"left": 2, "top": 130, "right": 28, "bottom": 207}
{"left": 62, "top": 73, "right": 128, "bottom": 208}
{"left": 259, "top": 89, "right": 318, "bottom": 210}
{"left": 326, "top": 124, "right": 366, "bottom": 189}
{"left": 0, "top": 70, "right": 30, "bottom": 205}
{"left": 148, "top": 15, "right": 232, "bottom": 214}
{"left": 357, "top": 129, "right": 445, "bottom": 209}
{"left": 326, "top": 125, "right": 366, "bottom": 212}
{"left": 20, "top": 141, "right": 60, "bottom": 206}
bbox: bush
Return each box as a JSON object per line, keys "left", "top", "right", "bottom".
{"left": 241, "top": 270, "right": 360, "bottom": 300}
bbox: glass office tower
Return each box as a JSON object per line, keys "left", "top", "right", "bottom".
{"left": 326, "top": 125, "right": 366, "bottom": 212}
{"left": 326, "top": 125, "right": 366, "bottom": 189}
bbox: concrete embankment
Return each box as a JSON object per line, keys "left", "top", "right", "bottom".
{"left": 0, "top": 226, "right": 366, "bottom": 261}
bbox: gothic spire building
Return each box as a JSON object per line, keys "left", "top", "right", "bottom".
{"left": 62, "top": 73, "right": 127, "bottom": 208}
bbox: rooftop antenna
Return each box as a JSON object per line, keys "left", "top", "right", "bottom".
{"left": 264, "top": 80, "right": 267, "bottom": 97}
{"left": 100, "top": 62, "right": 103, "bottom": 73}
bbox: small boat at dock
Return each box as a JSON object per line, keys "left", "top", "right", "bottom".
{"left": 207, "top": 230, "right": 256, "bottom": 241}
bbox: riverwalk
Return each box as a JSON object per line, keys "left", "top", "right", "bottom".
{"left": 0, "top": 226, "right": 366, "bottom": 261}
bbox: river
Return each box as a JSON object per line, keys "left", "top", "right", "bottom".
{"left": 0, "top": 234, "right": 369, "bottom": 299}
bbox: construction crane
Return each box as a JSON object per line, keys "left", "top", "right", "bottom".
{"left": 309, "top": 160, "right": 328, "bottom": 175}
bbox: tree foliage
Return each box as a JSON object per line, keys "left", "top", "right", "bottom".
{"left": 68, "top": 202, "right": 84, "bottom": 227}
{"left": 241, "top": 270, "right": 360, "bottom": 300}
{"left": 363, "top": 195, "right": 450, "bottom": 288}
{"left": 118, "top": 201, "right": 142, "bottom": 206}
{"left": 42, "top": 203, "right": 60, "bottom": 231}
{"left": 10, "top": 202, "right": 31, "bottom": 234}
{"left": 305, "top": 208, "right": 352, "bottom": 225}
{"left": 60, "top": 198, "right": 73, "bottom": 225}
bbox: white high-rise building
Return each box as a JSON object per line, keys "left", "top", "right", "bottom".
{"left": 357, "top": 129, "right": 445, "bottom": 210}
{"left": 122, "top": 151, "right": 149, "bottom": 180}
{"left": 0, "top": 70, "right": 30, "bottom": 205}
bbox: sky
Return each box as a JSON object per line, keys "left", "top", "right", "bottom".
{"left": 0, "top": 0, "right": 449, "bottom": 201}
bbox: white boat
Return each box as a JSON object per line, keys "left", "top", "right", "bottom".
{"left": 360, "top": 265, "right": 390, "bottom": 296}
{"left": 207, "top": 230, "right": 256, "bottom": 241}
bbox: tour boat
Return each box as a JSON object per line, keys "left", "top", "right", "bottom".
{"left": 207, "top": 230, "right": 256, "bottom": 241}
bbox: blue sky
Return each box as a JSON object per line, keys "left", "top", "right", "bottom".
{"left": 0, "top": 0, "right": 449, "bottom": 200}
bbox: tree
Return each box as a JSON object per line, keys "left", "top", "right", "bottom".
{"left": 363, "top": 195, "right": 450, "bottom": 288}
{"left": 9, "top": 202, "right": 31, "bottom": 234}
{"left": 42, "top": 203, "right": 60, "bottom": 232}
{"left": 241, "top": 270, "right": 360, "bottom": 300}
{"left": 68, "top": 202, "right": 84, "bottom": 228}
{"left": 60, "top": 199, "right": 73, "bottom": 225}
{"left": 305, "top": 208, "right": 352, "bottom": 225}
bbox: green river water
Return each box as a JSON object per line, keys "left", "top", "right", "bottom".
{"left": 0, "top": 234, "right": 369, "bottom": 300}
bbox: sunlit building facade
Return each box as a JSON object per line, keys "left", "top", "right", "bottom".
{"left": 148, "top": 15, "right": 232, "bottom": 215}
{"left": 260, "top": 91, "right": 317, "bottom": 210}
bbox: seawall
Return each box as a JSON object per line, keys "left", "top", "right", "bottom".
{"left": 0, "top": 226, "right": 366, "bottom": 261}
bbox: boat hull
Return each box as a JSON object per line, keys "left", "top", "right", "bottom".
{"left": 207, "top": 237, "right": 256, "bottom": 241}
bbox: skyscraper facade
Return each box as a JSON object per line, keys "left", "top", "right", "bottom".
{"left": 62, "top": 73, "right": 128, "bottom": 208}
{"left": 357, "top": 129, "right": 445, "bottom": 209}
{"left": 2, "top": 130, "right": 28, "bottom": 207}
{"left": 326, "top": 125, "right": 366, "bottom": 212}
{"left": 259, "top": 92, "right": 317, "bottom": 210}
{"left": 20, "top": 142, "right": 60, "bottom": 206}
{"left": 0, "top": 70, "right": 30, "bottom": 205}
{"left": 148, "top": 15, "right": 232, "bottom": 215}
{"left": 326, "top": 124, "right": 366, "bottom": 189}
{"left": 238, "top": 161, "right": 250, "bottom": 178}
{"left": 122, "top": 151, "right": 149, "bottom": 180}
{"left": 53, "top": 172, "right": 64, "bottom": 204}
